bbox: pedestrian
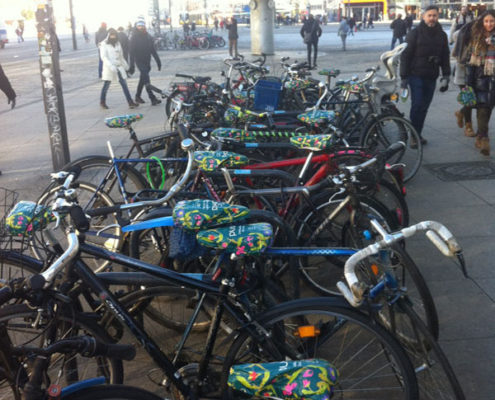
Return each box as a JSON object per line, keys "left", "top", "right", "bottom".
{"left": 214, "top": 17, "right": 219, "bottom": 31}
{"left": 362, "top": 15, "right": 367, "bottom": 29}
{"left": 99, "top": 28, "right": 138, "bottom": 110}
{"left": 348, "top": 15, "right": 356, "bottom": 35}
{"left": 82, "top": 24, "right": 90, "bottom": 43}
{"left": 463, "top": 11, "right": 495, "bottom": 155}
{"left": 95, "top": 22, "right": 108, "bottom": 78}
{"left": 128, "top": 20, "right": 161, "bottom": 106}
{"left": 451, "top": 18, "right": 476, "bottom": 138}
{"left": 390, "top": 14, "right": 407, "bottom": 49}
{"left": 117, "top": 26, "right": 129, "bottom": 63}
{"left": 183, "top": 20, "right": 190, "bottom": 36}
{"left": 15, "top": 21, "right": 24, "bottom": 43}
{"left": 0, "top": 64, "right": 16, "bottom": 110}
{"left": 367, "top": 14, "right": 374, "bottom": 29}
{"left": 338, "top": 17, "right": 350, "bottom": 51}
{"left": 300, "top": 14, "right": 322, "bottom": 68}
{"left": 400, "top": 5, "right": 451, "bottom": 146}
{"left": 449, "top": 6, "right": 474, "bottom": 44}
{"left": 220, "top": 18, "right": 224, "bottom": 30}
{"left": 405, "top": 13, "right": 414, "bottom": 33}
{"left": 226, "top": 16, "right": 240, "bottom": 59}
{"left": 191, "top": 21, "right": 196, "bottom": 32}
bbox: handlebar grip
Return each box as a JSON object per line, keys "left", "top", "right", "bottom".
{"left": 178, "top": 124, "right": 191, "bottom": 140}
{"left": 81, "top": 337, "right": 136, "bottom": 361}
{"left": 70, "top": 206, "right": 90, "bottom": 232}
{"left": 0, "top": 286, "right": 13, "bottom": 306}
{"left": 176, "top": 73, "right": 193, "bottom": 79}
{"left": 67, "top": 165, "right": 82, "bottom": 182}
{"left": 86, "top": 205, "right": 122, "bottom": 217}
{"left": 426, "top": 230, "right": 452, "bottom": 257}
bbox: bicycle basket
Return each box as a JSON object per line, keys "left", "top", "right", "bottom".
{"left": 0, "top": 187, "right": 19, "bottom": 240}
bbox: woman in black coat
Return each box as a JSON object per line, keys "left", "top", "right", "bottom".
{"left": 300, "top": 14, "right": 322, "bottom": 69}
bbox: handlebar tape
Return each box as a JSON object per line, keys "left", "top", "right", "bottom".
{"left": 85, "top": 205, "right": 123, "bottom": 217}
{"left": 70, "top": 206, "right": 90, "bottom": 232}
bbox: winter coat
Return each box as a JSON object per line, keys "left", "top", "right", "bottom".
{"left": 95, "top": 27, "right": 107, "bottom": 46}
{"left": 0, "top": 64, "right": 15, "bottom": 101}
{"left": 390, "top": 18, "right": 406, "bottom": 37}
{"left": 99, "top": 35, "right": 129, "bottom": 82}
{"left": 400, "top": 21, "right": 451, "bottom": 80}
{"left": 226, "top": 18, "right": 238, "bottom": 40}
{"left": 451, "top": 21, "right": 474, "bottom": 85}
{"left": 449, "top": 13, "right": 474, "bottom": 44}
{"left": 129, "top": 29, "right": 161, "bottom": 70}
{"left": 118, "top": 31, "right": 130, "bottom": 62}
{"left": 337, "top": 20, "right": 350, "bottom": 37}
{"left": 405, "top": 15, "right": 413, "bottom": 30}
{"left": 300, "top": 19, "right": 322, "bottom": 43}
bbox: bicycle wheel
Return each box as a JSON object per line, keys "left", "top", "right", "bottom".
{"left": 198, "top": 37, "right": 210, "bottom": 50}
{"left": 62, "top": 385, "right": 162, "bottom": 400}
{"left": 34, "top": 182, "right": 121, "bottom": 271}
{"left": 0, "top": 248, "right": 43, "bottom": 281}
{"left": 220, "top": 297, "right": 419, "bottom": 399}
{"left": 293, "top": 191, "right": 397, "bottom": 295}
{"left": 397, "top": 299, "right": 465, "bottom": 400}
{"left": 361, "top": 114, "right": 422, "bottom": 183}
{"left": 0, "top": 303, "right": 123, "bottom": 400}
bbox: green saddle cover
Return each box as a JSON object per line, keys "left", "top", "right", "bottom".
{"left": 285, "top": 79, "right": 312, "bottom": 90}
{"left": 196, "top": 223, "right": 272, "bottom": 256}
{"left": 211, "top": 128, "right": 257, "bottom": 142}
{"left": 318, "top": 68, "right": 340, "bottom": 77}
{"left": 224, "top": 108, "right": 258, "bottom": 126}
{"left": 290, "top": 135, "right": 333, "bottom": 151}
{"left": 338, "top": 82, "right": 363, "bottom": 94}
{"left": 193, "top": 151, "right": 249, "bottom": 172}
{"left": 173, "top": 199, "right": 249, "bottom": 231}
{"left": 228, "top": 359, "right": 338, "bottom": 399}
{"left": 105, "top": 113, "right": 143, "bottom": 128}
{"left": 5, "top": 201, "right": 55, "bottom": 236}
{"left": 297, "top": 110, "right": 336, "bottom": 127}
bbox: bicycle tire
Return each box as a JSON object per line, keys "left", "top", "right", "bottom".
{"left": 0, "top": 248, "right": 43, "bottom": 281}
{"left": 62, "top": 384, "right": 162, "bottom": 400}
{"left": 0, "top": 303, "right": 123, "bottom": 400}
{"left": 220, "top": 297, "right": 419, "bottom": 399}
{"left": 361, "top": 114, "right": 423, "bottom": 183}
{"left": 398, "top": 299, "right": 465, "bottom": 400}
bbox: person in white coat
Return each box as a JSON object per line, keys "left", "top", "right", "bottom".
{"left": 99, "top": 28, "right": 138, "bottom": 109}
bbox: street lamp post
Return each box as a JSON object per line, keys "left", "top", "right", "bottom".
{"left": 35, "top": 0, "right": 71, "bottom": 170}
{"left": 68, "top": 0, "right": 77, "bottom": 50}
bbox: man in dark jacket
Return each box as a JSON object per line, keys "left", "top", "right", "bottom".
{"left": 0, "top": 64, "right": 16, "bottom": 110}
{"left": 400, "top": 5, "right": 451, "bottom": 145}
{"left": 128, "top": 20, "right": 162, "bottom": 105}
{"left": 117, "top": 26, "right": 129, "bottom": 62}
{"left": 95, "top": 22, "right": 107, "bottom": 78}
{"left": 390, "top": 14, "right": 406, "bottom": 49}
{"left": 226, "top": 16, "right": 239, "bottom": 59}
{"left": 405, "top": 13, "right": 414, "bottom": 33}
{"left": 300, "top": 14, "right": 322, "bottom": 69}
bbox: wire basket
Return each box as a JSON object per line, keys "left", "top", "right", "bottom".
{"left": 0, "top": 187, "right": 19, "bottom": 240}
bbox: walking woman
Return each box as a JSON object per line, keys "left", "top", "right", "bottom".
{"left": 99, "top": 28, "right": 138, "bottom": 109}
{"left": 465, "top": 10, "right": 495, "bottom": 155}
{"left": 300, "top": 14, "right": 322, "bottom": 68}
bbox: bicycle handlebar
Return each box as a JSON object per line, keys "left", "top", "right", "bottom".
{"left": 336, "top": 220, "right": 464, "bottom": 307}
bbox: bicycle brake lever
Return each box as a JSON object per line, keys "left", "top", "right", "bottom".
{"left": 455, "top": 251, "right": 468, "bottom": 278}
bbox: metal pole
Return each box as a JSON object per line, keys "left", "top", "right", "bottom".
{"left": 68, "top": 0, "right": 77, "bottom": 50}
{"left": 169, "top": 0, "right": 173, "bottom": 31}
{"left": 154, "top": 0, "right": 161, "bottom": 35}
{"left": 35, "top": 0, "right": 71, "bottom": 170}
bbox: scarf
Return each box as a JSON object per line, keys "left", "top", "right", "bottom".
{"left": 469, "top": 41, "right": 495, "bottom": 76}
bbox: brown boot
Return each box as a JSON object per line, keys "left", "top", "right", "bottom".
{"left": 475, "top": 135, "right": 482, "bottom": 149}
{"left": 480, "top": 137, "right": 490, "bottom": 156}
{"left": 455, "top": 110, "right": 464, "bottom": 128}
{"left": 464, "top": 122, "right": 476, "bottom": 137}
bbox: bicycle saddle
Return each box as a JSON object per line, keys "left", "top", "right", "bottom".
{"left": 173, "top": 199, "right": 249, "bottom": 231}
{"left": 297, "top": 110, "right": 336, "bottom": 127}
{"left": 212, "top": 128, "right": 255, "bottom": 142}
{"left": 319, "top": 68, "right": 341, "bottom": 77}
{"left": 104, "top": 113, "right": 143, "bottom": 128}
{"left": 196, "top": 222, "right": 273, "bottom": 256}
{"left": 290, "top": 134, "right": 333, "bottom": 151}
{"left": 193, "top": 151, "right": 248, "bottom": 172}
{"left": 284, "top": 79, "right": 312, "bottom": 90}
{"left": 228, "top": 359, "right": 338, "bottom": 399}
{"left": 194, "top": 76, "right": 211, "bottom": 84}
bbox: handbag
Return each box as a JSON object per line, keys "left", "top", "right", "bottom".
{"left": 456, "top": 86, "right": 477, "bottom": 106}
{"left": 303, "top": 31, "right": 312, "bottom": 44}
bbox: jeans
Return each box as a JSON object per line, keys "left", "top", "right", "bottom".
{"left": 339, "top": 35, "right": 347, "bottom": 50}
{"left": 408, "top": 75, "right": 436, "bottom": 136}
{"left": 391, "top": 35, "right": 403, "bottom": 50}
{"left": 476, "top": 106, "right": 493, "bottom": 137}
{"left": 136, "top": 66, "right": 156, "bottom": 100}
{"left": 229, "top": 39, "right": 238, "bottom": 57}
{"left": 100, "top": 71, "right": 132, "bottom": 104}
{"left": 306, "top": 41, "right": 318, "bottom": 65}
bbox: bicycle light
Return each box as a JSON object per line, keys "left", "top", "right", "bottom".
{"left": 294, "top": 325, "right": 321, "bottom": 338}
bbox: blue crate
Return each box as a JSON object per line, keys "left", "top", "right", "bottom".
{"left": 254, "top": 80, "right": 282, "bottom": 112}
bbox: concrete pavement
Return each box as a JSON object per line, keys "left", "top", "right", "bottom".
{"left": 0, "top": 24, "right": 493, "bottom": 399}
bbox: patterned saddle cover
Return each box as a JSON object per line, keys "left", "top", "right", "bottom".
{"left": 193, "top": 151, "right": 249, "bottom": 172}
{"left": 290, "top": 135, "right": 333, "bottom": 152}
{"left": 173, "top": 199, "right": 249, "bottom": 231}
{"left": 285, "top": 80, "right": 312, "bottom": 91}
{"left": 318, "top": 68, "right": 341, "bottom": 77}
{"left": 228, "top": 359, "right": 339, "bottom": 399}
{"left": 104, "top": 113, "right": 143, "bottom": 128}
{"left": 5, "top": 201, "right": 55, "bottom": 236}
{"left": 211, "top": 128, "right": 257, "bottom": 142}
{"left": 297, "top": 110, "right": 336, "bottom": 128}
{"left": 196, "top": 223, "right": 273, "bottom": 256}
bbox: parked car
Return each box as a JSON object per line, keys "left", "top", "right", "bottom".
{"left": 0, "top": 23, "right": 8, "bottom": 49}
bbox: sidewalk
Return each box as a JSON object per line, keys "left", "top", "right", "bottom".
{"left": 0, "top": 28, "right": 494, "bottom": 399}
